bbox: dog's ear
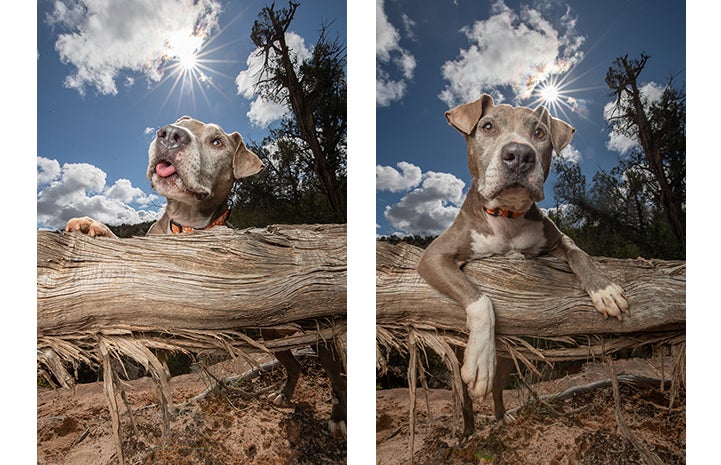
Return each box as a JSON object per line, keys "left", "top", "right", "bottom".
{"left": 229, "top": 132, "right": 265, "bottom": 178}
{"left": 533, "top": 106, "right": 575, "bottom": 153}
{"left": 550, "top": 117, "right": 575, "bottom": 153}
{"left": 445, "top": 94, "right": 494, "bottom": 135}
{"left": 175, "top": 115, "right": 193, "bottom": 123}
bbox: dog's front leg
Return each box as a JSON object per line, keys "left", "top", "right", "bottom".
{"left": 461, "top": 294, "right": 496, "bottom": 399}
{"left": 417, "top": 250, "right": 496, "bottom": 399}
{"left": 551, "top": 234, "right": 630, "bottom": 320}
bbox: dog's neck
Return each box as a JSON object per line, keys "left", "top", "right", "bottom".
{"left": 163, "top": 200, "right": 230, "bottom": 233}
{"left": 169, "top": 208, "right": 230, "bottom": 234}
{"left": 465, "top": 183, "right": 532, "bottom": 219}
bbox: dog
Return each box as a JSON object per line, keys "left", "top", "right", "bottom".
{"left": 416, "top": 94, "right": 629, "bottom": 436}
{"left": 65, "top": 116, "right": 347, "bottom": 437}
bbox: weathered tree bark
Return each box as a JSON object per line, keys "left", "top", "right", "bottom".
{"left": 376, "top": 241, "right": 685, "bottom": 337}
{"left": 38, "top": 224, "right": 347, "bottom": 337}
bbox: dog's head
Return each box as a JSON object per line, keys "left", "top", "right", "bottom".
{"left": 147, "top": 116, "right": 264, "bottom": 206}
{"left": 446, "top": 94, "right": 574, "bottom": 211}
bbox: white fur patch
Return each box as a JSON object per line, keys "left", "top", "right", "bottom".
{"left": 588, "top": 283, "right": 628, "bottom": 320}
{"left": 460, "top": 296, "right": 496, "bottom": 399}
{"left": 470, "top": 219, "right": 546, "bottom": 259}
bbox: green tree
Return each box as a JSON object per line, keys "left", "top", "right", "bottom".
{"left": 552, "top": 54, "right": 685, "bottom": 260}
{"left": 605, "top": 53, "right": 685, "bottom": 244}
{"left": 238, "top": 1, "right": 346, "bottom": 225}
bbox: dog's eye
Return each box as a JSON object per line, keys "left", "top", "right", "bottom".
{"left": 211, "top": 138, "right": 224, "bottom": 148}
{"left": 481, "top": 122, "right": 493, "bottom": 132}
{"left": 533, "top": 127, "right": 546, "bottom": 139}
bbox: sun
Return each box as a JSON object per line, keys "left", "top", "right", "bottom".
{"left": 151, "top": 27, "right": 238, "bottom": 114}
{"left": 167, "top": 32, "right": 203, "bottom": 72}
{"left": 539, "top": 84, "right": 560, "bottom": 105}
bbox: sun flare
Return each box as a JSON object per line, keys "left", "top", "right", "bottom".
{"left": 528, "top": 71, "right": 593, "bottom": 122}
{"left": 539, "top": 84, "right": 560, "bottom": 105}
{"left": 167, "top": 32, "right": 203, "bottom": 72}
{"left": 152, "top": 26, "right": 237, "bottom": 114}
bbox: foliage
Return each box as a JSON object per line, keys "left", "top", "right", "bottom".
{"left": 235, "top": 1, "right": 347, "bottom": 225}
{"left": 229, "top": 137, "right": 340, "bottom": 228}
{"left": 552, "top": 54, "right": 685, "bottom": 260}
{"left": 377, "top": 234, "right": 437, "bottom": 249}
{"left": 109, "top": 221, "right": 153, "bottom": 238}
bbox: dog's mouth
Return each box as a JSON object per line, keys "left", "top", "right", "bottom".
{"left": 155, "top": 160, "right": 177, "bottom": 178}
{"left": 485, "top": 182, "right": 541, "bottom": 211}
{"left": 151, "top": 160, "right": 210, "bottom": 201}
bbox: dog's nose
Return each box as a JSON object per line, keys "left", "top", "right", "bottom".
{"left": 156, "top": 124, "right": 190, "bottom": 149}
{"left": 501, "top": 143, "right": 535, "bottom": 173}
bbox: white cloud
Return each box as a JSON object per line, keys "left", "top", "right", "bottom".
{"left": 603, "top": 81, "right": 666, "bottom": 155}
{"left": 559, "top": 144, "right": 582, "bottom": 163}
{"left": 235, "top": 32, "right": 311, "bottom": 127}
{"left": 37, "top": 156, "right": 161, "bottom": 230}
{"left": 46, "top": 0, "right": 221, "bottom": 95}
{"left": 376, "top": 161, "right": 422, "bottom": 192}
{"left": 382, "top": 167, "right": 466, "bottom": 236}
{"left": 37, "top": 157, "right": 61, "bottom": 185}
{"left": 376, "top": 0, "right": 416, "bottom": 107}
{"left": 438, "top": 0, "right": 584, "bottom": 107}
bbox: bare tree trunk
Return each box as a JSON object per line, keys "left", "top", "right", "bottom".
{"left": 609, "top": 54, "right": 685, "bottom": 244}
{"left": 254, "top": 2, "right": 345, "bottom": 222}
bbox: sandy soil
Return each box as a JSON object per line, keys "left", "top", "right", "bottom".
{"left": 37, "top": 355, "right": 684, "bottom": 464}
{"left": 376, "top": 358, "right": 685, "bottom": 465}
{"left": 37, "top": 354, "right": 346, "bottom": 465}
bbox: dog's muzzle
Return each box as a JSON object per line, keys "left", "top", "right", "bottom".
{"left": 501, "top": 142, "right": 536, "bottom": 176}
{"left": 156, "top": 124, "right": 191, "bottom": 151}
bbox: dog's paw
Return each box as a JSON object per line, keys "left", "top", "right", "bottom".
{"left": 267, "top": 392, "right": 293, "bottom": 408}
{"left": 500, "top": 411, "right": 516, "bottom": 424}
{"left": 65, "top": 216, "right": 116, "bottom": 238}
{"left": 329, "top": 419, "right": 347, "bottom": 439}
{"left": 461, "top": 296, "right": 496, "bottom": 399}
{"left": 588, "top": 283, "right": 629, "bottom": 321}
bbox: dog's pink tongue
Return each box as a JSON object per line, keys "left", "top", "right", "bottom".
{"left": 155, "top": 161, "right": 176, "bottom": 177}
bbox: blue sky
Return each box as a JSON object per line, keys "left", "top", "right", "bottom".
{"left": 36, "top": 0, "right": 346, "bottom": 230}
{"left": 375, "top": 0, "right": 686, "bottom": 236}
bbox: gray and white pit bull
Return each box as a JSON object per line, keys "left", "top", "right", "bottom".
{"left": 65, "top": 116, "right": 347, "bottom": 437}
{"left": 66, "top": 115, "right": 264, "bottom": 237}
{"left": 416, "top": 94, "right": 629, "bottom": 436}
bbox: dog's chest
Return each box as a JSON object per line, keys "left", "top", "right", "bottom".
{"left": 469, "top": 218, "right": 547, "bottom": 259}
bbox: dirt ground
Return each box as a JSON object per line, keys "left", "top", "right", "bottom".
{"left": 37, "top": 353, "right": 346, "bottom": 465}
{"left": 38, "top": 355, "right": 684, "bottom": 465}
{"left": 376, "top": 358, "right": 685, "bottom": 465}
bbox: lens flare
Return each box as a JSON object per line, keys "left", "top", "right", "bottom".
{"left": 527, "top": 68, "right": 597, "bottom": 123}
{"left": 146, "top": 23, "right": 240, "bottom": 114}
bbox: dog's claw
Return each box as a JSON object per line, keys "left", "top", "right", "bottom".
{"left": 329, "top": 419, "right": 347, "bottom": 438}
{"left": 589, "top": 283, "right": 629, "bottom": 321}
{"left": 268, "top": 392, "right": 293, "bottom": 408}
{"left": 65, "top": 216, "right": 115, "bottom": 238}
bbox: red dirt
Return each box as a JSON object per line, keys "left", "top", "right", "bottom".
{"left": 376, "top": 358, "right": 685, "bottom": 465}
{"left": 37, "top": 354, "right": 346, "bottom": 465}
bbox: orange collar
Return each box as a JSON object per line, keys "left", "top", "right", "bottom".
{"left": 170, "top": 209, "right": 230, "bottom": 234}
{"left": 484, "top": 207, "right": 526, "bottom": 218}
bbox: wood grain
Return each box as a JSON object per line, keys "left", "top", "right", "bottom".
{"left": 376, "top": 241, "right": 685, "bottom": 337}
{"left": 38, "top": 224, "right": 346, "bottom": 336}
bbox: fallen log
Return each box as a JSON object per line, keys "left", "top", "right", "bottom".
{"left": 38, "top": 224, "right": 347, "bottom": 337}
{"left": 375, "top": 240, "right": 686, "bottom": 457}
{"left": 37, "top": 224, "right": 348, "bottom": 386}
{"left": 375, "top": 240, "right": 685, "bottom": 395}
{"left": 37, "top": 224, "right": 348, "bottom": 465}
{"left": 376, "top": 241, "right": 685, "bottom": 337}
